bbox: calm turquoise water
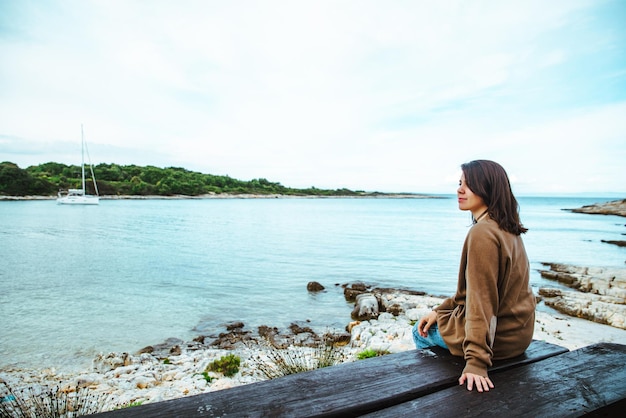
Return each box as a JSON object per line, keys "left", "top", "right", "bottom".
{"left": 1, "top": 196, "right": 624, "bottom": 370}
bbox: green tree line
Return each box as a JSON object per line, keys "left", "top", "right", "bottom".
{"left": 0, "top": 161, "right": 366, "bottom": 197}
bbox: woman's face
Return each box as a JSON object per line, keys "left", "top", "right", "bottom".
{"left": 457, "top": 173, "right": 487, "bottom": 216}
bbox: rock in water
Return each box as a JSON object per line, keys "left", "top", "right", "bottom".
{"left": 351, "top": 293, "right": 379, "bottom": 320}
{"left": 306, "top": 281, "right": 325, "bottom": 292}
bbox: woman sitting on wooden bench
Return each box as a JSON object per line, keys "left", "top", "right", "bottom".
{"left": 413, "top": 160, "right": 536, "bottom": 393}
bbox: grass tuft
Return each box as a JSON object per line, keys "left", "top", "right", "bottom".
{"left": 250, "top": 333, "right": 350, "bottom": 380}
{"left": 356, "top": 348, "right": 390, "bottom": 360}
{"left": 206, "top": 354, "right": 241, "bottom": 377}
{"left": 0, "top": 380, "right": 114, "bottom": 417}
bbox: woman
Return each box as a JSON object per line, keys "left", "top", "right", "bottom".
{"left": 413, "top": 160, "right": 535, "bottom": 393}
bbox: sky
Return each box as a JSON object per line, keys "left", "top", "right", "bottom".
{"left": 1, "top": 0, "right": 625, "bottom": 195}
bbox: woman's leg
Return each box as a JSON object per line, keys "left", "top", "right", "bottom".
{"left": 412, "top": 321, "right": 448, "bottom": 349}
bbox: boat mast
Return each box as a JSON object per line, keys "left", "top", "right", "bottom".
{"left": 81, "top": 124, "right": 86, "bottom": 195}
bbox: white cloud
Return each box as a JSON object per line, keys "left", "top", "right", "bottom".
{"left": 0, "top": 0, "right": 624, "bottom": 194}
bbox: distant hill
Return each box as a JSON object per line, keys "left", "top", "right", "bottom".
{"left": 0, "top": 161, "right": 428, "bottom": 198}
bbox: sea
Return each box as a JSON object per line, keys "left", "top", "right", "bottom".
{"left": 1, "top": 196, "right": 624, "bottom": 371}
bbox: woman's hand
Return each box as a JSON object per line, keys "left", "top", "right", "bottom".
{"left": 459, "top": 372, "right": 494, "bottom": 392}
{"left": 416, "top": 310, "right": 438, "bottom": 337}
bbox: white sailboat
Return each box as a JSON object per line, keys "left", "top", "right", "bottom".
{"left": 57, "top": 125, "right": 100, "bottom": 205}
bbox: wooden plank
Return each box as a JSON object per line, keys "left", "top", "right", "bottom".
{"left": 94, "top": 340, "right": 566, "bottom": 417}
{"left": 363, "top": 343, "right": 626, "bottom": 418}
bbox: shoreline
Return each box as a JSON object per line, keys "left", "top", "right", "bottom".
{"left": 2, "top": 194, "right": 623, "bottom": 203}
{"left": 1, "top": 289, "right": 624, "bottom": 410}
{"left": 0, "top": 193, "right": 444, "bottom": 201}
{"left": 566, "top": 198, "right": 626, "bottom": 217}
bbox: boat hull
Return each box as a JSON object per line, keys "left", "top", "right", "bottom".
{"left": 56, "top": 195, "right": 100, "bottom": 205}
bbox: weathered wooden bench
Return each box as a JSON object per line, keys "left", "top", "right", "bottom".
{"left": 94, "top": 341, "right": 626, "bottom": 417}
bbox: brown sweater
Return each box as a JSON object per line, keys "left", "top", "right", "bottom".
{"left": 435, "top": 217, "right": 536, "bottom": 376}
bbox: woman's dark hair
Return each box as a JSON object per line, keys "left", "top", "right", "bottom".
{"left": 461, "top": 160, "right": 528, "bottom": 235}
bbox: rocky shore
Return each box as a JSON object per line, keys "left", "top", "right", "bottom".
{"left": 535, "top": 199, "right": 626, "bottom": 329}
{"left": 538, "top": 263, "right": 626, "bottom": 329}
{"left": 2, "top": 280, "right": 625, "bottom": 412}
{"left": 566, "top": 198, "right": 626, "bottom": 217}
